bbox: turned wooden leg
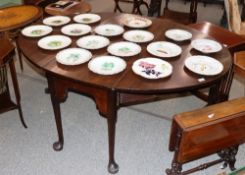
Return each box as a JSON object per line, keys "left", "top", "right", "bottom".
{"left": 166, "top": 162, "right": 182, "bottom": 175}
{"left": 107, "top": 91, "right": 119, "bottom": 174}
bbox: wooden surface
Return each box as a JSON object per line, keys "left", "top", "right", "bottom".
{"left": 0, "top": 37, "right": 15, "bottom": 65}
{"left": 17, "top": 12, "right": 233, "bottom": 173}
{"left": 234, "top": 51, "right": 245, "bottom": 78}
{"left": 173, "top": 97, "right": 245, "bottom": 163}
{"left": 45, "top": 1, "right": 91, "bottom": 16}
{"left": 0, "top": 5, "right": 42, "bottom": 32}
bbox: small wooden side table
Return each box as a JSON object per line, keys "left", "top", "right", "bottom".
{"left": 45, "top": 1, "right": 91, "bottom": 16}
{"left": 0, "top": 5, "right": 43, "bottom": 70}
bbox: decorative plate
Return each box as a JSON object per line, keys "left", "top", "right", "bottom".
{"left": 107, "top": 41, "right": 141, "bottom": 57}
{"left": 73, "top": 13, "right": 101, "bottom": 24}
{"left": 56, "top": 48, "right": 92, "bottom": 65}
{"left": 76, "top": 35, "right": 110, "bottom": 50}
{"left": 88, "top": 56, "right": 127, "bottom": 75}
{"left": 94, "top": 24, "right": 124, "bottom": 37}
{"left": 132, "top": 57, "right": 173, "bottom": 79}
{"left": 147, "top": 41, "right": 182, "bottom": 58}
{"left": 165, "top": 29, "right": 192, "bottom": 41}
{"left": 61, "top": 23, "right": 91, "bottom": 36}
{"left": 185, "top": 55, "right": 224, "bottom": 76}
{"left": 123, "top": 30, "right": 154, "bottom": 43}
{"left": 21, "top": 25, "right": 53, "bottom": 38}
{"left": 38, "top": 35, "right": 72, "bottom": 50}
{"left": 191, "top": 39, "right": 222, "bottom": 53}
{"left": 43, "top": 16, "right": 71, "bottom": 26}
{"left": 123, "top": 16, "right": 152, "bottom": 28}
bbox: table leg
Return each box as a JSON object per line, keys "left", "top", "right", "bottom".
{"left": 47, "top": 75, "right": 65, "bottom": 151}
{"left": 107, "top": 91, "right": 119, "bottom": 174}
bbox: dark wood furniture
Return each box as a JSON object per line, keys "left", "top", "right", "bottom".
{"left": 149, "top": 0, "right": 198, "bottom": 24}
{"left": 0, "top": 5, "right": 43, "bottom": 70}
{"left": 166, "top": 97, "right": 245, "bottom": 175}
{"left": 189, "top": 21, "right": 245, "bottom": 103}
{"left": 0, "top": 37, "right": 27, "bottom": 128}
{"left": 45, "top": 1, "right": 91, "bottom": 16}
{"left": 114, "top": 0, "right": 149, "bottom": 15}
{"left": 17, "top": 13, "right": 232, "bottom": 174}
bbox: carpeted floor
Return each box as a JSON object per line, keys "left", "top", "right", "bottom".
{"left": 0, "top": 0, "right": 244, "bottom": 175}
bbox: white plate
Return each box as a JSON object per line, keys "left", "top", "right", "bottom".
{"left": 21, "top": 25, "right": 53, "bottom": 37}
{"left": 165, "top": 29, "right": 192, "bottom": 41}
{"left": 43, "top": 16, "right": 71, "bottom": 26}
{"left": 61, "top": 23, "right": 91, "bottom": 36}
{"left": 132, "top": 57, "right": 173, "bottom": 79}
{"left": 147, "top": 41, "right": 182, "bottom": 58}
{"left": 38, "top": 35, "right": 72, "bottom": 50}
{"left": 76, "top": 35, "right": 110, "bottom": 50}
{"left": 94, "top": 24, "right": 124, "bottom": 37}
{"left": 73, "top": 13, "right": 101, "bottom": 24}
{"left": 191, "top": 39, "right": 222, "bottom": 53}
{"left": 107, "top": 41, "right": 141, "bottom": 57}
{"left": 88, "top": 56, "right": 126, "bottom": 75}
{"left": 185, "top": 55, "right": 224, "bottom": 76}
{"left": 123, "top": 30, "right": 154, "bottom": 43}
{"left": 56, "top": 48, "right": 92, "bottom": 65}
{"left": 123, "top": 16, "right": 152, "bottom": 28}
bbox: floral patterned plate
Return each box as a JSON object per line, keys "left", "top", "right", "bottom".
{"left": 123, "top": 16, "right": 152, "bottom": 28}
{"left": 132, "top": 57, "right": 173, "bottom": 79}
{"left": 38, "top": 35, "right": 72, "bottom": 50}
{"left": 61, "top": 23, "right": 91, "bottom": 36}
{"left": 147, "top": 41, "right": 182, "bottom": 58}
{"left": 73, "top": 13, "right": 101, "bottom": 24}
{"left": 88, "top": 56, "right": 126, "bottom": 75}
{"left": 185, "top": 55, "right": 224, "bottom": 76}
{"left": 94, "top": 24, "right": 124, "bottom": 37}
{"left": 107, "top": 41, "right": 141, "bottom": 57}
{"left": 56, "top": 48, "right": 92, "bottom": 65}
{"left": 191, "top": 39, "right": 222, "bottom": 54}
{"left": 43, "top": 16, "right": 71, "bottom": 26}
{"left": 21, "top": 25, "right": 53, "bottom": 38}
{"left": 123, "top": 30, "right": 154, "bottom": 43}
{"left": 76, "top": 35, "right": 110, "bottom": 50}
{"left": 165, "top": 29, "right": 192, "bottom": 41}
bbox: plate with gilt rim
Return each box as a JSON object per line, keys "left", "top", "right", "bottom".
{"left": 43, "top": 15, "right": 71, "bottom": 26}
{"left": 107, "top": 41, "right": 141, "bottom": 57}
{"left": 38, "top": 35, "right": 72, "bottom": 50}
{"left": 21, "top": 25, "right": 53, "bottom": 38}
{"left": 123, "top": 30, "right": 154, "bottom": 43}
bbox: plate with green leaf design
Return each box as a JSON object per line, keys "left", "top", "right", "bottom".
{"left": 88, "top": 56, "right": 126, "bottom": 75}
{"left": 21, "top": 25, "right": 53, "bottom": 38}
{"left": 76, "top": 35, "right": 110, "bottom": 50}
{"left": 107, "top": 41, "right": 141, "bottom": 57}
{"left": 43, "top": 16, "right": 71, "bottom": 26}
{"left": 56, "top": 48, "right": 92, "bottom": 65}
{"left": 73, "top": 13, "right": 101, "bottom": 24}
{"left": 123, "top": 30, "right": 154, "bottom": 43}
{"left": 38, "top": 35, "right": 72, "bottom": 50}
{"left": 94, "top": 24, "right": 124, "bottom": 37}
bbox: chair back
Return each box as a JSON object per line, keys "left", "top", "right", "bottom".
{"left": 225, "top": 0, "right": 243, "bottom": 34}
{"left": 161, "top": 0, "right": 198, "bottom": 25}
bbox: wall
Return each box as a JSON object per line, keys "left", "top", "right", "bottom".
{"left": 0, "top": 0, "right": 22, "bottom": 7}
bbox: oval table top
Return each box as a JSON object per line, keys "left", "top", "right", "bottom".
{"left": 18, "top": 12, "right": 232, "bottom": 94}
{"left": 0, "top": 5, "right": 43, "bottom": 32}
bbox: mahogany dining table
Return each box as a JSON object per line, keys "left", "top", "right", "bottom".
{"left": 17, "top": 12, "right": 232, "bottom": 174}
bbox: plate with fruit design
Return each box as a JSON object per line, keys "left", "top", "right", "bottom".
{"left": 147, "top": 41, "right": 182, "bottom": 58}
{"left": 21, "top": 25, "right": 53, "bottom": 38}
{"left": 123, "top": 30, "right": 154, "bottom": 43}
{"left": 132, "top": 57, "right": 173, "bottom": 79}
{"left": 88, "top": 56, "right": 126, "bottom": 75}
{"left": 107, "top": 41, "right": 141, "bottom": 57}
{"left": 73, "top": 13, "right": 101, "bottom": 24}
{"left": 184, "top": 55, "right": 223, "bottom": 76}
{"left": 94, "top": 24, "right": 124, "bottom": 37}
{"left": 191, "top": 39, "right": 222, "bottom": 54}
{"left": 43, "top": 16, "right": 71, "bottom": 26}
{"left": 56, "top": 48, "right": 92, "bottom": 65}
{"left": 61, "top": 23, "right": 91, "bottom": 36}
{"left": 38, "top": 35, "right": 72, "bottom": 50}
{"left": 76, "top": 35, "right": 110, "bottom": 50}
